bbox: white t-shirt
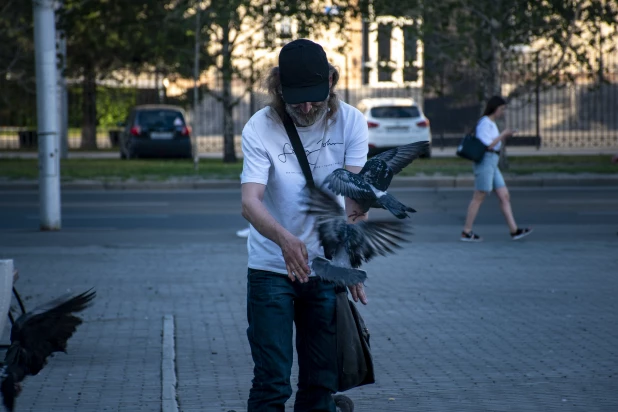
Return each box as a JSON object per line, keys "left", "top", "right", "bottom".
{"left": 476, "top": 116, "right": 501, "bottom": 150}
{"left": 241, "top": 102, "right": 368, "bottom": 275}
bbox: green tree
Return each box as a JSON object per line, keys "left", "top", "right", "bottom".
{"left": 0, "top": 0, "right": 36, "bottom": 126}
{"left": 174, "top": 0, "right": 358, "bottom": 163}
{"left": 58, "top": 0, "right": 194, "bottom": 149}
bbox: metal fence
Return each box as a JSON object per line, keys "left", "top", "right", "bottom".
{"left": 1, "top": 52, "right": 617, "bottom": 152}
{"left": 424, "top": 52, "right": 618, "bottom": 149}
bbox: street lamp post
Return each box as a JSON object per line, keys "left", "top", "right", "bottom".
{"left": 33, "top": 0, "right": 61, "bottom": 231}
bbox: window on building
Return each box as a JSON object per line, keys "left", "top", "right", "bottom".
{"left": 403, "top": 25, "right": 418, "bottom": 82}
{"left": 280, "top": 16, "right": 292, "bottom": 38}
{"left": 377, "top": 23, "right": 393, "bottom": 82}
{"left": 362, "top": 20, "right": 370, "bottom": 85}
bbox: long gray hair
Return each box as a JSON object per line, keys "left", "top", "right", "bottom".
{"left": 264, "top": 63, "right": 341, "bottom": 123}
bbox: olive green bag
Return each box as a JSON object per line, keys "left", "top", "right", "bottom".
{"left": 336, "top": 290, "right": 375, "bottom": 392}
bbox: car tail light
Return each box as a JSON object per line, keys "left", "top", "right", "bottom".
{"left": 181, "top": 126, "right": 191, "bottom": 136}
{"left": 130, "top": 126, "right": 141, "bottom": 136}
{"left": 416, "top": 119, "right": 429, "bottom": 128}
{"left": 367, "top": 121, "right": 380, "bottom": 129}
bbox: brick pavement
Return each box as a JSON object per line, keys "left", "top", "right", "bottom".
{"left": 1, "top": 229, "right": 617, "bottom": 411}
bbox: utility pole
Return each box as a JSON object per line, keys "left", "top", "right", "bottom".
{"left": 193, "top": 4, "right": 201, "bottom": 171}
{"left": 33, "top": 0, "right": 61, "bottom": 230}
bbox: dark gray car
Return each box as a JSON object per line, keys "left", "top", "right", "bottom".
{"left": 119, "top": 105, "right": 193, "bottom": 159}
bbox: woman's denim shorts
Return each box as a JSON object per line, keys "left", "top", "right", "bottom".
{"left": 473, "top": 152, "right": 506, "bottom": 192}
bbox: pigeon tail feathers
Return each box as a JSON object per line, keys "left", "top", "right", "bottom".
{"left": 375, "top": 193, "right": 416, "bottom": 219}
{"left": 311, "top": 257, "right": 367, "bottom": 286}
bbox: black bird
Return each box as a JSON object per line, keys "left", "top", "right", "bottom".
{"left": 323, "top": 141, "right": 429, "bottom": 220}
{"left": 1, "top": 289, "right": 96, "bottom": 412}
{"left": 304, "top": 186, "right": 411, "bottom": 286}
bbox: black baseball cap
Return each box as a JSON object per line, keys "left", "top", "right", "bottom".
{"left": 279, "top": 39, "right": 329, "bottom": 105}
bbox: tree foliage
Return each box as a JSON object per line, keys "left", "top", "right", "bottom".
{"left": 57, "top": 0, "right": 195, "bottom": 148}
{"left": 169, "top": 0, "right": 359, "bottom": 162}
{"left": 0, "top": 0, "right": 36, "bottom": 126}
{"left": 365, "top": 0, "right": 618, "bottom": 101}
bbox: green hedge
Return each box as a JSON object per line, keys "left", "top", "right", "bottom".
{"left": 68, "top": 86, "right": 138, "bottom": 128}
{"left": 2, "top": 80, "right": 191, "bottom": 129}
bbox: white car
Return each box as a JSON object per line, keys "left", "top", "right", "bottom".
{"left": 356, "top": 98, "right": 432, "bottom": 157}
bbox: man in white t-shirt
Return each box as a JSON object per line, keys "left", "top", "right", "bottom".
{"left": 240, "top": 39, "right": 368, "bottom": 412}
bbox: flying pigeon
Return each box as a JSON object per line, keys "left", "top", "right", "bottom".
{"left": 323, "top": 141, "right": 429, "bottom": 220}
{"left": 1, "top": 289, "right": 96, "bottom": 412}
{"left": 304, "top": 186, "right": 411, "bottom": 286}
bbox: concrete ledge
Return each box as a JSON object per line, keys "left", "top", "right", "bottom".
{"left": 193, "top": 179, "right": 241, "bottom": 189}
{"left": 1, "top": 174, "right": 617, "bottom": 191}
{"left": 390, "top": 177, "right": 456, "bottom": 188}
{"left": 454, "top": 176, "right": 475, "bottom": 188}
{"left": 540, "top": 176, "right": 618, "bottom": 187}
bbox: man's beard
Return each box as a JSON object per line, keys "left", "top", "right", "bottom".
{"left": 285, "top": 98, "right": 329, "bottom": 127}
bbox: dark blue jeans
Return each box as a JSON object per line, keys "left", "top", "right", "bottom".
{"left": 246, "top": 268, "right": 339, "bottom": 412}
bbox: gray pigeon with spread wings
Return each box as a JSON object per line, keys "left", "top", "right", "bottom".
{"left": 1, "top": 289, "right": 96, "bottom": 412}
{"left": 323, "top": 141, "right": 429, "bottom": 220}
{"left": 304, "top": 186, "right": 411, "bottom": 286}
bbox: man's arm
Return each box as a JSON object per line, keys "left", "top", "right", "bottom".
{"left": 241, "top": 182, "right": 310, "bottom": 283}
{"left": 343, "top": 165, "right": 368, "bottom": 304}
{"left": 344, "top": 165, "right": 368, "bottom": 223}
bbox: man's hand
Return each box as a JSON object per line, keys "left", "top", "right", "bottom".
{"left": 278, "top": 231, "right": 311, "bottom": 283}
{"left": 348, "top": 283, "right": 368, "bottom": 305}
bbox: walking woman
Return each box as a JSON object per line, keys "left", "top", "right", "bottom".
{"left": 461, "top": 96, "right": 533, "bottom": 242}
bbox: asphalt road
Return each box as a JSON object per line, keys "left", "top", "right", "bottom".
{"left": 1, "top": 187, "right": 618, "bottom": 246}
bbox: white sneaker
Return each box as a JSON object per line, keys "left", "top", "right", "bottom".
{"left": 236, "top": 227, "right": 250, "bottom": 238}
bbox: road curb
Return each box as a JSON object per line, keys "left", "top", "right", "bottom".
{"left": 1, "top": 175, "right": 618, "bottom": 191}
{"left": 162, "top": 315, "right": 179, "bottom": 412}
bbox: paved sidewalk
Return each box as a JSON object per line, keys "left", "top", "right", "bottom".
{"left": 1, "top": 223, "right": 617, "bottom": 411}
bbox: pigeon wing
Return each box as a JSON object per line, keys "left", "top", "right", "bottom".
{"left": 372, "top": 141, "right": 429, "bottom": 175}
{"left": 8, "top": 289, "right": 96, "bottom": 372}
{"left": 303, "top": 186, "right": 345, "bottom": 219}
{"left": 2, "top": 290, "right": 95, "bottom": 411}
{"left": 323, "top": 169, "right": 375, "bottom": 200}
{"left": 303, "top": 186, "right": 347, "bottom": 258}
{"left": 349, "top": 220, "right": 411, "bottom": 263}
